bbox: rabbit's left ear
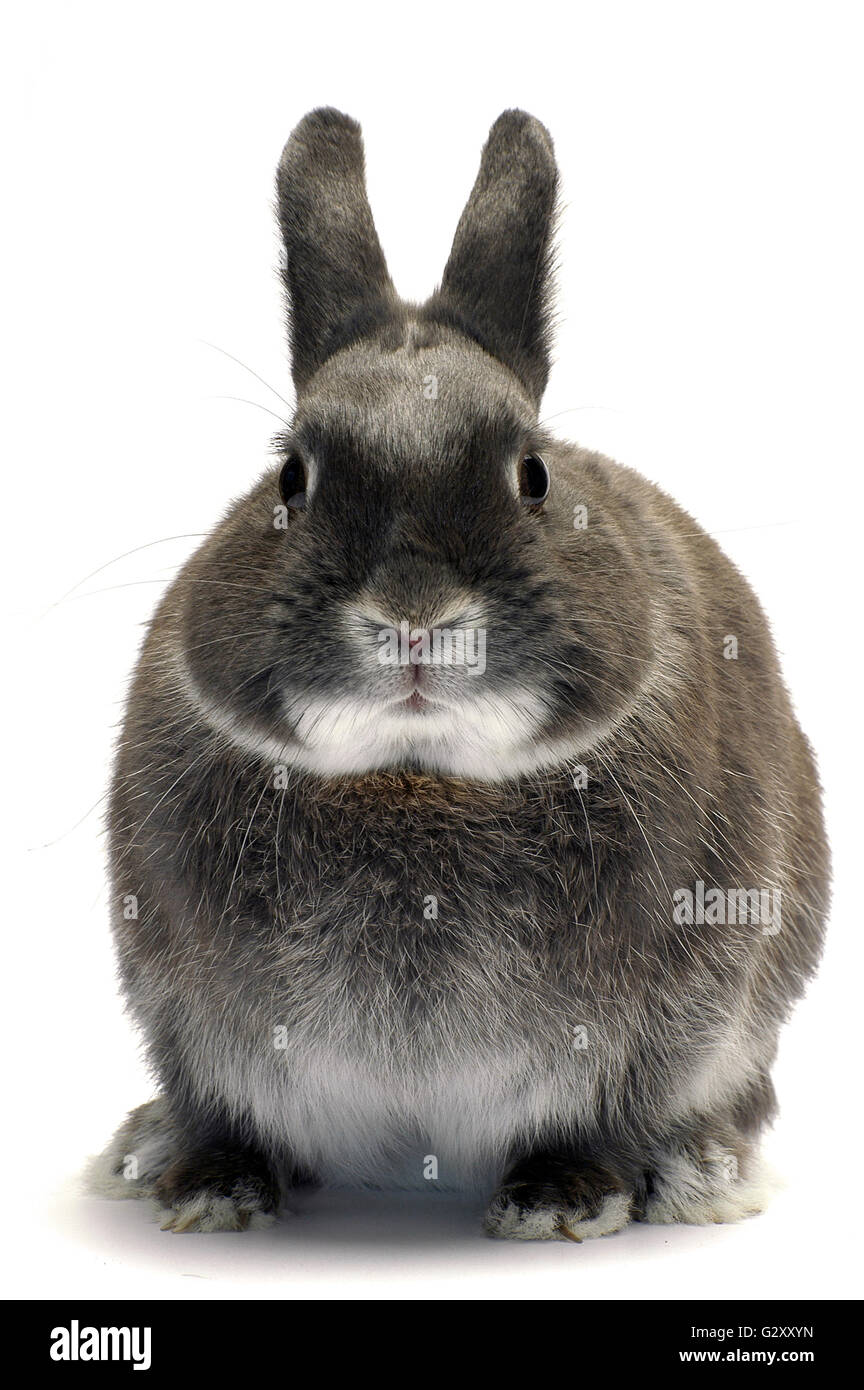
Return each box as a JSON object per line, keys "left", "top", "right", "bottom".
{"left": 277, "top": 108, "right": 397, "bottom": 389}
{"left": 426, "top": 111, "right": 559, "bottom": 405}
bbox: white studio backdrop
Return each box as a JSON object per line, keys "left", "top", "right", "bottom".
{"left": 1, "top": 0, "right": 861, "bottom": 1298}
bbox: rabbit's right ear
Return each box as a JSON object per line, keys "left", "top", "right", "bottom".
{"left": 426, "top": 111, "right": 559, "bottom": 405}
{"left": 277, "top": 108, "right": 397, "bottom": 390}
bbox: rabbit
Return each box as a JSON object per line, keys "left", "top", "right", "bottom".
{"left": 88, "top": 107, "right": 829, "bottom": 1240}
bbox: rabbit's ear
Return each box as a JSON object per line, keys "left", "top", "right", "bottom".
{"left": 427, "top": 111, "right": 558, "bottom": 404}
{"left": 277, "top": 108, "right": 397, "bottom": 389}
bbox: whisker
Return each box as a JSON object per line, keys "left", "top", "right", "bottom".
{"left": 28, "top": 790, "right": 111, "bottom": 851}
{"left": 206, "top": 395, "right": 291, "bottom": 426}
{"left": 199, "top": 340, "right": 294, "bottom": 412}
{"left": 38, "top": 534, "right": 209, "bottom": 618}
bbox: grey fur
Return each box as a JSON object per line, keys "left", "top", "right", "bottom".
{"left": 91, "top": 108, "right": 829, "bottom": 1238}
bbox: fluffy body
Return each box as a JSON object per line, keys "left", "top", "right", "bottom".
{"left": 92, "top": 108, "right": 828, "bottom": 1239}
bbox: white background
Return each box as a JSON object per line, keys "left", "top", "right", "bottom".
{"left": 2, "top": 0, "right": 861, "bottom": 1299}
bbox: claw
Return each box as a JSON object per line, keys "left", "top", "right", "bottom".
{"left": 556, "top": 1221, "right": 583, "bottom": 1243}
{"left": 169, "top": 1210, "right": 200, "bottom": 1233}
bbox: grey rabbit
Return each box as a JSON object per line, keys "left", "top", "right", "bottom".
{"left": 89, "top": 108, "right": 828, "bottom": 1239}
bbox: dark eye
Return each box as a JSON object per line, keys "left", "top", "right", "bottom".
{"left": 279, "top": 454, "right": 307, "bottom": 509}
{"left": 519, "top": 452, "right": 550, "bottom": 505}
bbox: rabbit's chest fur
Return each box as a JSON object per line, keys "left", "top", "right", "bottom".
{"left": 114, "top": 743, "right": 764, "bottom": 1187}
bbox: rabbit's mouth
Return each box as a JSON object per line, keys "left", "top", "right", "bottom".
{"left": 389, "top": 675, "right": 450, "bottom": 717}
{"left": 400, "top": 690, "right": 432, "bottom": 714}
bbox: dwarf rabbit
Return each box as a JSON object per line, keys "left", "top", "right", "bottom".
{"left": 90, "top": 108, "right": 828, "bottom": 1239}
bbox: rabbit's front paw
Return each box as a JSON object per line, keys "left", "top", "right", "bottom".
{"left": 484, "top": 1156, "right": 633, "bottom": 1242}
{"left": 153, "top": 1160, "right": 279, "bottom": 1234}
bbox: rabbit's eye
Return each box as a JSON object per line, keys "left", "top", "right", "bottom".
{"left": 279, "top": 455, "right": 307, "bottom": 510}
{"left": 519, "top": 453, "right": 550, "bottom": 505}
